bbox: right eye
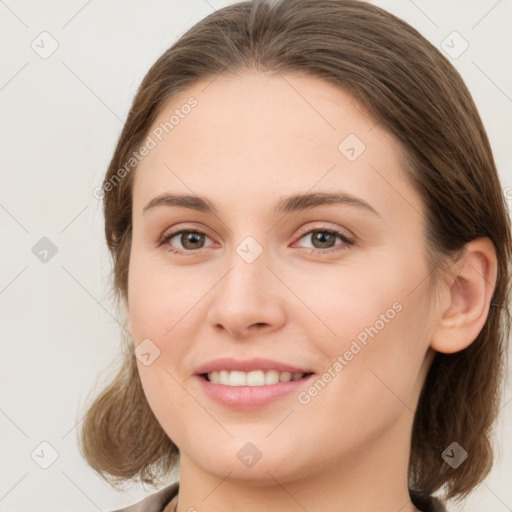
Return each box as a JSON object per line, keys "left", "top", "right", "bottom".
{"left": 160, "top": 229, "right": 215, "bottom": 254}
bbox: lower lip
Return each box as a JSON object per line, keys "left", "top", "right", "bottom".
{"left": 195, "top": 374, "right": 315, "bottom": 409}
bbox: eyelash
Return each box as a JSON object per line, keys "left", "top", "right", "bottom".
{"left": 158, "top": 225, "right": 354, "bottom": 256}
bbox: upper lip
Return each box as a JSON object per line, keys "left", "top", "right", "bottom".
{"left": 194, "top": 358, "right": 314, "bottom": 375}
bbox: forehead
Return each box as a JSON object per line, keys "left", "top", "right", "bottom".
{"left": 132, "top": 70, "right": 419, "bottom": 219}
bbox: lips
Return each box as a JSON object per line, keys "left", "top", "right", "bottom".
{"left": 193, "top": 357, "right": 316, "bottom": 408}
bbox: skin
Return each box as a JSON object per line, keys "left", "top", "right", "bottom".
{"left": 126, "top": 71, "right": 497, "bottom": 512}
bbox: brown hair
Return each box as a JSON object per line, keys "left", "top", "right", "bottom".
{"left": 79, "top": 0, "right": 512, "bottom": 504}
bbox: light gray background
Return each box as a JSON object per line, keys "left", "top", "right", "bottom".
{"left": 1, "top": 1, "right": 511, "bottom": 511}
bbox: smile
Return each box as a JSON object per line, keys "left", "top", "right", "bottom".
{"left": 204, "top": 369, "right": 309, "bottom": 386}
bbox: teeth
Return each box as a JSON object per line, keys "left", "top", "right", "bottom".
{"left": 229, "top": 371, "right": 246, "bottom": 386}
{"left": 207, "top": 370, "right": 306, "bottom": 386}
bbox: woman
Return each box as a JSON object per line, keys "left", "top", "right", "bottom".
{"left": 80, "top": 1, "right": 511, "bottom": 511}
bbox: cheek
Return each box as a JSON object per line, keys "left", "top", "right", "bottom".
{"left": 135, "top": 360, "right": 194, "bottom": 449}
{"left": 333, "top": 292, "right": 432, "bottom": 428}
{"left": 299, "top": 300, "right": 430, "bottom": 441}
{"left": 127, "top": 249, "right": 186, "bottom": 341}
{"left": 285, "top": 248, "right": 422, "bottom": 340}
{"left": 295, "top": 247, "right": 431, "bottom": 398}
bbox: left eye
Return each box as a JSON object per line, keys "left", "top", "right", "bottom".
{"left": 294, "top": 228, "right": 353, "bottom": 252}
{"left": 160, "top": 228, "right": 353, "bottom": 254}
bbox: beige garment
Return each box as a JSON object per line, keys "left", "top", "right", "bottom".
{"left": 110, "top": 481, "right": 178, "bottom": 512}
{"left": 110, "top": 481, "right": 448, "bottom": 512}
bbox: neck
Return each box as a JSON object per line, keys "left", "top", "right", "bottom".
{"left": 169, "top": 408, "right": 420, "bottom": 512}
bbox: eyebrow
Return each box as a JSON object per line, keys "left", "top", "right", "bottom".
{"left": 142, "top": 191, "right": 380, "bottom": 217}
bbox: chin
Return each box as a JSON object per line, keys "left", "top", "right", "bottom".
{"left": 182, "top": 436, "right": 316, "bottom": 485}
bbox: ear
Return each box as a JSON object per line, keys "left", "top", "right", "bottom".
{"left": 430, "top": 237, "right": 498, "bottom": 354}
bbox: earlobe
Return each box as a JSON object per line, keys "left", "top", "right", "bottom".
{"left": 430, "top": 237, "right": 497, "bottom": 354}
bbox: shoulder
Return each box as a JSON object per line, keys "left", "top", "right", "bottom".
{"left": 109, "top": 481, "right": 179, "bottom": 512}
{"left": 410, "top": 489, "right": 448, "bottom": 512}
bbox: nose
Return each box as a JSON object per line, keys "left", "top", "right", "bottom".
{"left": 206, "top": 249, "right": 287, "bottom": 340}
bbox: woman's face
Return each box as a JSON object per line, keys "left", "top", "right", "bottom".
{"left": 127, "top": 71, "right": 438, "bottom": 483}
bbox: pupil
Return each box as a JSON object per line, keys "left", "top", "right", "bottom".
{"left": 313, "top": 232, "right": 334, "bottom": 249}
{"left": 183, "top": 232, "right": 204, "bottom": 249}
